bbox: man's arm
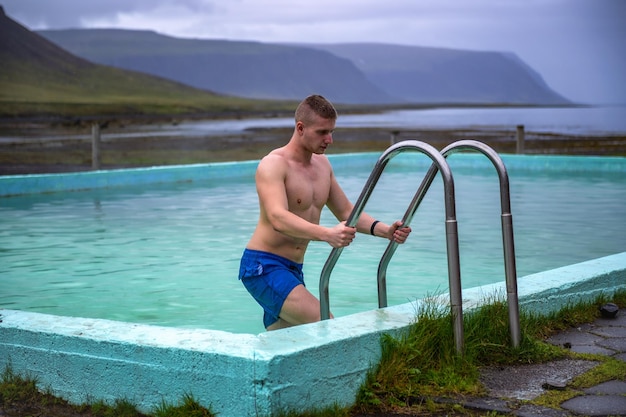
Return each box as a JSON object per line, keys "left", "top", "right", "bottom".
{"left": 256, "top": 155, "right": 355, "bottom": 248}
{"left": 326, "top": 170, "right": 412, "bottom": 243}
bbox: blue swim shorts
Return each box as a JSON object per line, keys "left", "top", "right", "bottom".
{"left": 238, "top": 248, "right": 305, "bottom": 329}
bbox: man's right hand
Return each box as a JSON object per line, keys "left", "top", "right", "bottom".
{"left": 327, "top": 221, "right": 356, "bottom": 248}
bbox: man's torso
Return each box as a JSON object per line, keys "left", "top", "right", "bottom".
{"left": 247, "top": 153, "right": 332, "bottom": 262}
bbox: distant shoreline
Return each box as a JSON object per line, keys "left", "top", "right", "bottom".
{"left": 0, "top": 102, "right": 587, "bottom": 130}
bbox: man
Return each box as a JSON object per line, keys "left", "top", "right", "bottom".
{"left": 239, "top": 94, "right": 412, "bottom": 330}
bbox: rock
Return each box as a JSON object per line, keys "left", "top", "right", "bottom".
{"left": 542, "top": 379, "right": 567, "bottom": 391}
{"left": 599, "top": 303, "right": 619, "bottom": 319}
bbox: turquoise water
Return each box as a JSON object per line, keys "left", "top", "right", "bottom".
{"left": 1, "top": 154, "right": 625, "bottom": 334}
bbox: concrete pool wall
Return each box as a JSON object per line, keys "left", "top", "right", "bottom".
{"left": 1, "top": 252, "right": 625, "bottom": 416}
{"left": 2, "top": 154, "right": 626, "bottom": 415}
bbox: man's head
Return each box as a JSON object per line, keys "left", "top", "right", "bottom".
{"left": 295, "top": 95, "right": 337, "bottom": 125}
{"left": 293, "top": 95, "right": 336, "bottom": 154}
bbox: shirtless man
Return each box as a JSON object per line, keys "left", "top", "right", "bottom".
{"left": 238, "top": 95, "right": 412, "bottom": 330}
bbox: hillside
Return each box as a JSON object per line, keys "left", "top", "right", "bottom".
{"left": 37, "top": 29, "right": 395, "bottom": 105}
{"left": 0, "top": 7, "right": 287, "bottom": 119}
{"left": 0, "top": 4, "right": 573, "bottom": 122}
{"left": 308, "top": 43, "right": 572, "bottom": 105}
{"left": 37, "top": 29, "right": 572, "bottom": 106}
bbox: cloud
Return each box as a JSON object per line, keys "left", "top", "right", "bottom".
{"left": 2, "top": 0, "right": 214, "bottom": 30}
{"left": 2, "top": 0, "right": 561, "bottom": 45}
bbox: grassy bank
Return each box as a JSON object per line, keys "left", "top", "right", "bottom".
{"left": 355, "top": 290, "right": 626, "bottom": 415}
{"left": 2, "top": 289, "right": 625, "bottom": 417}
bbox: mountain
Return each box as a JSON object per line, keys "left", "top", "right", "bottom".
{"left": 0, "top": 7, "right": 272, "bottom": 117}
{"left": 37, "top": 29, "right": 395, "bottom": 105}
{"left": 307, "top": 43, "right": 571, "bottom": 105}
{"left": 37, "top": 29, "right": 572, "bottom": 106}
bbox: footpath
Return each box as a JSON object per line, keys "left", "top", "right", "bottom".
{"left": 454, "top": 308, "right": 626, "bottom": 416}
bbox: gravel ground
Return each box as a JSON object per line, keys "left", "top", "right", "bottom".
{"left": 1, "top": 123, "right": 625, "bottom": 175}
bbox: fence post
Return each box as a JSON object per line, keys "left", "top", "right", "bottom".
{"left": 91, "top": 123, "right": 101, "bottom": 170}
{"left": 516, "top": 125, "right": 525, "bottom": 154}
{"left": 390, "top": 130, "right": 400, "bottom": 145}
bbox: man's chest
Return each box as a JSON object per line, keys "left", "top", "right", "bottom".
{"left": 284, "top": 168, "right": 331, "bottom": 210}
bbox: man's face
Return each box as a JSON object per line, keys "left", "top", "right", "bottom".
{"left": 299, "top": 114, "right": 335, "bottom": 154}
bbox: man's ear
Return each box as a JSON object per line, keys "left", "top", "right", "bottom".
{"left": 296, "top": 121, "right": 304, "bottom": 134}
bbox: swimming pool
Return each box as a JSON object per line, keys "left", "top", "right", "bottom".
{"left": 1, "top": 153, "right": 625, "bottom": 334}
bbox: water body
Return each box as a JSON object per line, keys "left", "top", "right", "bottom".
{"left": 1, "top": 154, "right": 625, "bottom": 334}
{"left": 148, "top": 105, "right": 626, "bottom": 137}
{"left": 1, "top": 105, "right": 624, "bottom": 144}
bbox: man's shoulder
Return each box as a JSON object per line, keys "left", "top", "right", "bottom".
{"left": 263, "top": 147, "right": 289, "bottom": 161}
{"left": 257, "top": 151, "right": 288, "bottom": 178}
{"left": 261, "top": 147, "right": 285, "bottom": 161}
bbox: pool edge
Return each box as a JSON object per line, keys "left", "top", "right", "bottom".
{"left": 2, "top": 251, "right": 625, "bottom": 416}
{"left": 2, "top": 153, "right": 625, "bottom": 197}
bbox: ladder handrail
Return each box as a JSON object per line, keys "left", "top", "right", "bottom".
{"left": 319, "top": 140, "right": 465, "bottom": 354}
{"left": 377, "top": 139, "right": 520, "bottom": 347}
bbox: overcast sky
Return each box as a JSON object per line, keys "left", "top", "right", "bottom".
{"left": 3, "top": 0, "right": 625, "bottom": 104}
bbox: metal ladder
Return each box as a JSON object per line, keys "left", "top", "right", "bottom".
{"left": 319, "top": 139, "right": 520, "bottom": 354}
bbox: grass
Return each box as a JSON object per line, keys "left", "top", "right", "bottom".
{"left": 2, "top": 289, "right": 625, "bottom": 417}
{"left": 351, "top": 299, "right": 556, "bottom": 412}
{"left": 351, "top": 289, "right": 626, "bottom": 415}
{"left": 532, "top": 357, "right": 626, "bottom": 409}
{"left": 0, "top": 366, "right": 215, "bottom": 416}
{"left": 0, "top": 83, "right": 297, "bottom": 119}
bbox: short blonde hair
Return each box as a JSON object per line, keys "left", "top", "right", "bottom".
{"left": 295, "top": 95, "right": 337, "bottom": 124}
